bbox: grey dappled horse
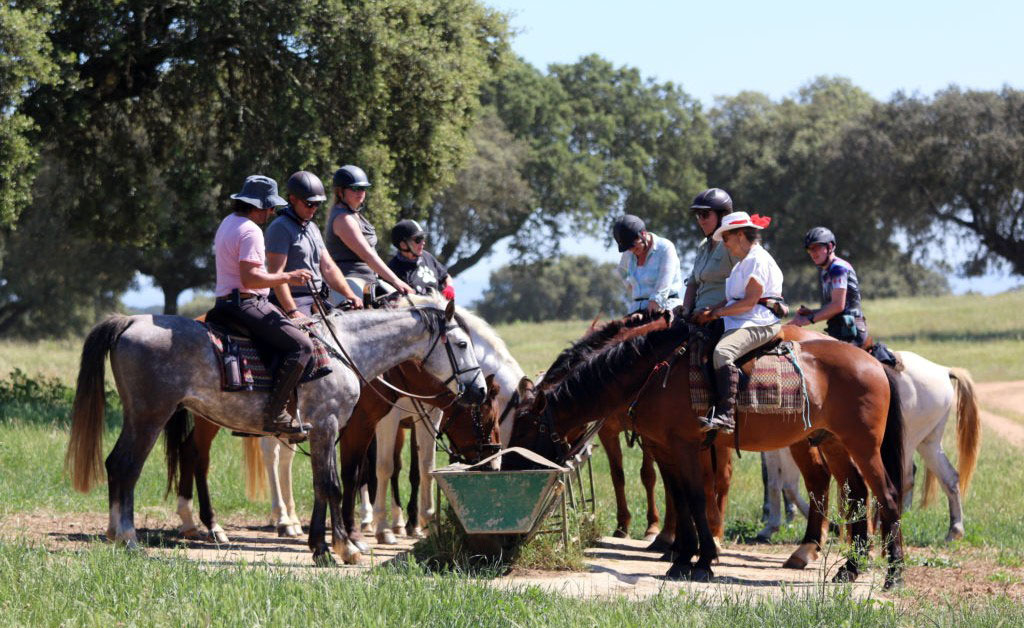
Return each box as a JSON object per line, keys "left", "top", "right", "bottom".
{"left": 66, "top": 297, "right": 486, "bottom": 564}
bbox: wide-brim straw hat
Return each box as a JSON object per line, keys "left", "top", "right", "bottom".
{"left": 712, "top": 211, "right": 769, "bottom": 241}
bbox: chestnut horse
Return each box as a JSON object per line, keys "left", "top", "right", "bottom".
{"left": 507, "top": 318, "right": 906, "bottom": 587}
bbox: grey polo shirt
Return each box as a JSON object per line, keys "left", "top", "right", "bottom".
{"left": 265, "top": 208, "right": 325, "bottom": 297}
{"left": 686, "top": 237, "right": 739, "bottom": 310}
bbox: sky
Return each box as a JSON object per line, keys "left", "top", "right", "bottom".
{"left": 123, "top": 0, "right": 1023, "bottom": 308}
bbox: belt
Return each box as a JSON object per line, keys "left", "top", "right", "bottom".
{"left": 216, "top": 292, "right": 258, "bottom": 301}
{"left": 634, "top": 292, "right": 679, "bottom": 302}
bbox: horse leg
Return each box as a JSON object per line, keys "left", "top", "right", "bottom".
{"left": 358, "top": 437, "right": 377, "bottom": 535}
{"left": 260, "top": 437, "right": 292, "bottom": 536}
{"left": 174, "top": 418, "right": 201, "bottom": 539}
{"left": 406, "top": 426, "right": 421, "bottom": 538}
{"left": 782, "top": 440, "right": 832, "bottom": 569}
{"left": 599, "top": 427, "right": 631, "bottom": 538}
{"left": 310, "top": 415, "right": 359, "bottom": 565}
{"left": 818, "top": 439, "right": 871, "bottom": 582}
{"left": 683, "top": 448, "right": 719, "bottom": 582}
{"left": 415, "top": 409, "right": 441, "bottom": 533}
{"left": 711, "top": 441, "right": 732, "bottom": 546}
{"left": 660, "top": 465, "right": 697, "bottom": 578}
{"left": 640, "top": 445, "right": 661, "bottom": 541}
{"left": 391, "top": 426, "right": 407, "bottom": 534}
{"left": 373, "top": 411, "right": 400, "bottom": 545}
{"left": 106, "top": 416, "right": 166, "bottom": 548}
{"left": 757, "top": 449, "right": 785, "bottom": 542}
{"left": 917, "top": 425, "right": 964, "bottom": 542}
{"left": 192, "top": 418, "right": 228, "bottom": 543}
{"left": 340, "top": 424, "right": 374, "bottom": 553}
{"left": 277, "top": 439, "right": 302, "bottom": 537}
{"left": 647, "top": 460, "right": 675, "bottom": 552}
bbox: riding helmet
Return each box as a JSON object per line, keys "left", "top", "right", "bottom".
{"left": 804, "top": 226, "right": 836, "bottom": 249}
{"left": 391, "top": 219, "right": 425, "bottom": 248}
{"left": 286, "top": 171, "right": 327, "bottom": 202}
{"left": 332, "top": 165, "right": 372, "bottom": 189}
{"left": 690, "top": 188, "right": 733, "bottom": 214}
{"left": 612, "top": 214, "right": 646, "bottom": 252}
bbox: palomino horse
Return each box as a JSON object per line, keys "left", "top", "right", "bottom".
{"left": 506, "top": 319, "right": 906, "bottom": 587}
{"left": 759, "top": 349, "right": 980, "bottom": 543}
{"left": 66, "top": 298, "right": 486, "bottom": 565}
{"left": 371, "top": 307, "right": 526, "bottom": 544}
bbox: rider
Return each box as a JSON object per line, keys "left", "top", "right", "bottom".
{"left": 612, "top": 214, "right": 684, "bottom": 316}
{"left": 694, "top": 212, "right": 783, "bottom": 434}
{"left": 790, "top": 227, "right": 896, "bottom": 364}
{"left": 213, "top": 175, "right": 314, "bottom": 436}
{"left": 324, "top": 164, "right": 412, "bottom": 303}
{"left": 387, "top": 219, "right": 455, "bottom": 298}
{"left": 266, "top": 170, "right": 363, "bottom": 317}
{"left": 681, "top": 188, "right": 739, "bottom": 333}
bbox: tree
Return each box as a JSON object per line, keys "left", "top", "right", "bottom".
{"left": 15, "top": 0, "right": 509, "bottom": 315}
{"left": 475, "top": 255, "right": 624, "bottom": 323}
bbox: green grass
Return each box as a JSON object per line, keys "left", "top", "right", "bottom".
{"left": 1, "top": 542, "right": 1021, "bottom": 627}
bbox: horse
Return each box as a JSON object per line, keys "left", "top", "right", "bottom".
{"left": 370, "top": 307, "right": 526, "bottom": 544}
{"left": 758, "top": 349, "right": 980, "bottom": 544}
{"left": 506, "top": 318, "right": 907, "bottom": 588}
{"left": 66, "top": 297, "right": 487, "bottom": 565}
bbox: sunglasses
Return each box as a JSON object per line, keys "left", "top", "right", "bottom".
{"left": 348, "top": 186, "right": 368, "bottom": 193}
{"left": 411, "top": 235, "right": 425, "bottom": 244}
{"left": 301, "top": 200, "right": 321, "bottom": 209}
{"left": 694, "top": 209, "right": 713, "bottom": 220}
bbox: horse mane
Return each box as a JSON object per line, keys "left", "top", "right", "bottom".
{"left": 540, "top": 320, "right": 691, "bottom": 421}
{"left": 543, "top": 311, "right": 670, "bottom": 387}
{"left": 453, "top": 306, "right": 521, "bottom": 374}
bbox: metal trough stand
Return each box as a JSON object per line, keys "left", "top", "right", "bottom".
{"left": 431, "top": 447, "right": 570, "bottom": 544}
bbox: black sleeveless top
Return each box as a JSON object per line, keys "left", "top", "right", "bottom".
{"left": 325, "top": 203, "right": 377, "bottom": 282}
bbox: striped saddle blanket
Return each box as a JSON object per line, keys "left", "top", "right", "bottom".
{"left": 206, "top": 316, "right": 332, "bottom": 392}
{"left": 689, "top": 341, "right": 805, "bottom": 415}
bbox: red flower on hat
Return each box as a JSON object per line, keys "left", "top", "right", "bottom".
{"left": 750, "top": 214, "right": 772, "bottom": 228}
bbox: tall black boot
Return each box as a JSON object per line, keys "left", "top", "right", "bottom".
{"left": 264, "top": 357, "right": 311, "bottom": 435}
{"left": 701, "top": 363, "right": 739, "bottom": 434}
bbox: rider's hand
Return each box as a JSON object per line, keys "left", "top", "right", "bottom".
{"left": 286, "top": 269, "right": 313, "bottom": 286}
{"left": 348, "top": 298, "right": 363, "bottom": 310}
{"left": 288, "top": 309, "right": 305, "bottom": 320}
{"left": 628, "top": 311, "right": 645, "bottom": 323}
{"left": 693, "top": 307, "right": 714, "bottom": 325}
{"left": 789, "top": 314, "right": 811, "bottom": 327}
{"left": 646, "top": 300, "right": 661, "bottom": 314}
{"left": 797, "top": 305, "right": 813, "bottom": 317}
{"left": 395, "top": 280, "right": 413, "bottom": 295}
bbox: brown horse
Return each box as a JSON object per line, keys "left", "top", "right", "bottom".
{"left": 164, "top": 364, "right": 501, "bottom": 549}
{"left": 507, "top": 318, "right": 906, "bottom": 587}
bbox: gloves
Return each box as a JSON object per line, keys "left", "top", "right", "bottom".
{"left": 441, "top": 284, "right": 455, "bottom": 300}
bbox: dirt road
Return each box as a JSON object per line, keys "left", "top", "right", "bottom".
{"left": 975, "top": 380, "right": 1024, "bottom": 449}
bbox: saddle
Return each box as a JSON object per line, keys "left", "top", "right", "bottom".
{"left": 689, "top": 337, "right": 806, "bottom": 415}
{"left": 203, "top": 308, "right": 332, "bottom": 392}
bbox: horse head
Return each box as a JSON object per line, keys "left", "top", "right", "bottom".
{"left": 416, "top": 299, "right": 487, "bottom": 406}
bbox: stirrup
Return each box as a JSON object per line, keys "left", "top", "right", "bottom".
{"left": 699, "top": 406, "right": 734, "bottom": 434}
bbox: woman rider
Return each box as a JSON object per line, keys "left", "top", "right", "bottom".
{"left": 681, "top": 188, "right": 739, "bottom": 334}
{"left": 325, "top": 165, "right": 412, "bottom": 303}
{"left": 694, "top": 212, "right": 782, "bottom": 433}
{"left": 612, "top": 214, "right": 684, "bottom": 316}
{"left": 790, "top": 226, "right": 895, "bottom": 364}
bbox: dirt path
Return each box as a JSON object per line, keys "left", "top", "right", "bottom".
{"left": 974, "top": 381, "right": 1024, "bottom": 449}
{"left": 2, "top": 512, "right": 890, "bottom": 602}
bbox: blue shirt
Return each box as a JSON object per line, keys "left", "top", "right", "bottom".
{"left": 819, "top": 256, "right": 863, "bottom": 319}
{"left": 616, "top": 233, "right": 684, "bottom": 313}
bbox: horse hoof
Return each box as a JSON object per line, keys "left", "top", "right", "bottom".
{"left": 343, "top": 542, "right": 362, "bottom": 565}
{"left": 690, "top": 566, "right": 713, "bottom": 583}
{"left": 659, "top": 550, "right": 677, "bottom": 563}
{"left": 377, "top": 529, "right": 398, "bottom": 545}
{"left": 313, "top": 551, "right": 336, "bottom": 568}
{"left": 884, "top": 568, "right": 904, "bottom": 590}
{"left": 360, "top": 522, "right": 374, "bottom": 535}
{"left": 782, "top": 556, "right": 808, "bottom": 570}
{"left": 753, "top": 533, "right": 773, "bottom": 544}
{"left": 288, "top": 524, "right": 304, "bottom": 537}
{"left": 276, "top": 525, "right": 293, "bottom": 537}
{"left": 646, "top": 536, "right": 672, "bottom": 552}
{"left": 832, "top": 562, "right": 859, "bottom": 583}
{"left": 642, "top": 527, "right": 660, "bottom": 542}
{"left": 211, "top": 528, "right": 230, "bottom": 544}
{"left": 612, "top": 529, "right": 628, "bottom": 539}
{"left": 944, "top": 526, "right": 965, "bottom": 543}
{"left": 180, "top": 527, "right": 204, "bottom": 540}
{"left": 353, "top": 539, "right": 370, "bottom": 553}
{"left": 665, "top": 562, "right": 692, "bottom": 580}
{"left": 407, "top": 526, "right": 425, "bottom": 539}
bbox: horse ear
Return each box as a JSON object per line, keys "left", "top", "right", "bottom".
{"left": 444, "top": 299, "right": 455, "bottom": 321}
{"left": 517, "top": 376, "right": 534, "bottom": 397}
{"left": 485, "top": 373, "right": 499, "bottom": 401}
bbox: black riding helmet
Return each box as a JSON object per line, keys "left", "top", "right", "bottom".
{"left": 391, "top": 219, "right": 425, "bottom": 248}
{"left": 690, "top": 188, "right": 733, "bottom": 214}
{"left": 612, "top": 215, "right": 645, "bottom": 252}
{"left": 286, "top": 171, "right": 327, "bottom": 202}
{"left": 332, "top": 165, "right": 372, "bottom": 189}
{"left": 804, "top": 226, "right": 836, "bottom": 249}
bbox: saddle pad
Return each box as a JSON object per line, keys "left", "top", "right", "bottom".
{"left": 207, "top": 318, "right": 332, "bottom": 392}
{"left": 689, "top": 344, "right": 804, "bottom": 415}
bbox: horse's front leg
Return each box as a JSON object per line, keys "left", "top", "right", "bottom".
{"left": 599, "top": 426, "right": 632, "bottom": 538}
{"left": 339, "top": 424, "right": 375, "bottom": 553}
{"left": 277, "top": 438, "right": 302, "bottom": 537}
{"left": 373, "top": 410, "right": 401, "bottom": 544}
{"left": 309, "top": 415, "right": 358, "bottom": 565}
{"left": 193, "top": 417, "right": 228, "bottom": 543}
{"left": 415, "top": 410, "right": 440, "bottom": 533}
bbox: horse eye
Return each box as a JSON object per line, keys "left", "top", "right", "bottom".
{"left": 457, "top": 341, "right": 468, "bottom": 349}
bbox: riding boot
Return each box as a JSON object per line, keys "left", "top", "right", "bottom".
{"left": 702, "top": 363, "right": 739, "bottom": 434}
{"left": 264, "top": 356, "right": 312, "bottom": 436}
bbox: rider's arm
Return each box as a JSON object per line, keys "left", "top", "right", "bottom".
{"left": 332, "top": 213, "right": 413, "bottom": 293}
{"left": 239, "top": 260, "right": 311, "bottom": 290}
{"left": 319, "top": 250, "right": 363, "bottom": 307}
{"left": 811, "top": 287, "right": 846, "bottom": 324}
{"left": 266, "top": 252, "right": 301, "bottom": 317}
{"left": 710, "top": 278, "right": 763, "bottom": 320}
{"left": 649, "top": 240, "right": 680, "bottom": 310}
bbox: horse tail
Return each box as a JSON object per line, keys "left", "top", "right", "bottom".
{"left": 243, "top": 437, "right": 267, "bottom": 501}
{"left": 881, "top": 365, "right": 905, "bottom": 513}
{"left": 949, "top": 367, "right": 981, "bottom": 498}
{"left": 65, "top": 315, "right": 134, "bottom": 493}
{"left": 163, "top": 407, "right": 193, "bottom": 499}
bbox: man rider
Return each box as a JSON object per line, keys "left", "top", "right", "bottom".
{"left": 213, "top": 175, "right": 314, "bottom": 436}
{"left": 266, "top": 170, "right": 363, "bottom": 317}
{"left": 386, "top": 219, "right": 455, "bottom": 298}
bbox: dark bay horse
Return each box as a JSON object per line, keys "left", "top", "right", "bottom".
{"left": 507, "top": 318, "right": 906, "bottom": 588}
{"left": 66, "top": 298, "right": 486, "bottom": 565}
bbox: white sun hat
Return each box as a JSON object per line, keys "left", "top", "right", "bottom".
{"left": 711, "top": 211, "right": 771, "bottom": 241}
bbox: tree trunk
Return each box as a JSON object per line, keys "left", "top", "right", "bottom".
{"left": 162, "top": 286, "right": 182, "bottom": 315}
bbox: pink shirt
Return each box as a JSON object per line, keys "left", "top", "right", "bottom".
{"left": 214, "top": 213, "right": 270, "bottom": 297}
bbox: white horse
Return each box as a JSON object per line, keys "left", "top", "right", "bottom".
{"left": 370, "top": 307, "right": 526, "bottom": 544}
{"left": 760, "top": 351, "right": 981, "bottom": 543}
